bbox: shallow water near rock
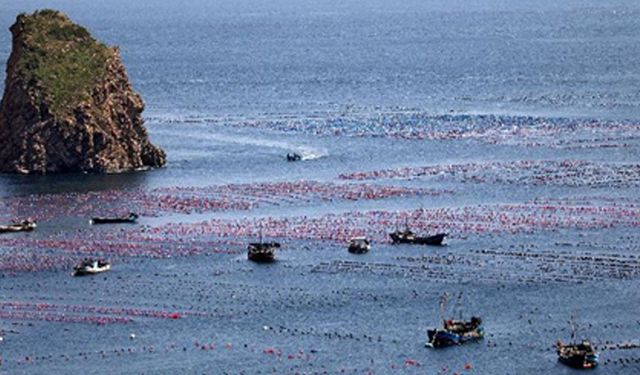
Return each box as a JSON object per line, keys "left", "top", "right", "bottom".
{"left": 1, "top": 0, "right": 639, "bottom": 374}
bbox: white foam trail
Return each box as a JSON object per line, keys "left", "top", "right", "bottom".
{"left": 158, "top": 129, "right": 328, "bottom": 160}
{"left": 297, "top": 146, "right": 328, "bottom": 160}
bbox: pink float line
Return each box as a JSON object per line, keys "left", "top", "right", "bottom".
{"left": 198, "top": 112, "right": 640, "bottom": 149}
{"left": 0, "top": 311, "right": 132, "bottom": 325}
{"left": 0, "top": 301, "right": 221, "bottom": 324}
{"left": 155, "top": 202, "right": 640, "bottom": 243}
{"left": 1, "top": 181, "right": 449, "bottom": 221}
{"left": 339, "top": 159, "right": 640, "bottom": 188}
{"left": 2, "top": 200, "right": 639, "bottom": 274}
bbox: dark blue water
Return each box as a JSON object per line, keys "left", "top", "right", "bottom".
{"left": 1, "top": 1, "right": 639, "bottom": 374}
{"left": 2, "top": 0, "right": 640, "bottom": 119}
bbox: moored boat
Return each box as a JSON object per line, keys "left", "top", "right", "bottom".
{"left": 426, "top": 326, "right": 484, "bottom": 348}
{"left": 389, "top": 229, "right": 447, "bottom": 245}
{"left": 426, "top": 293, "right": 484, "bottom": 348}
{"left": 557, "top": 340, "right": 598, "bottom": 369}
{"left": 0, "top": 219, "right": 37, "bottom": 234}
{"left": 348, "top": 237, "right": 371, "bottom": 254}
{"left": 90, "top": 213, "right": 138, "bottom": 225}
{"left": 73, "top": 258, "right": 111, "bottom": 276}
{"left": 248, "top": 242, "right": 279, "bottom": 262}
{"left": 248, "top": 225, "right": 280, "bottom": 262}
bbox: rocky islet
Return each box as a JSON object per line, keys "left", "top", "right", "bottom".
{"left": 0, "top": 10, "right": 165, "bottom": 174}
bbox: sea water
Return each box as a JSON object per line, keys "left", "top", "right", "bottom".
{"left": 0, "top": 1, "right": 639, "bottom": 373}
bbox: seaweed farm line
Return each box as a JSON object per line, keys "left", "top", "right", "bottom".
{"left": 2, "top": 0, "right": 640, "bottom": 371}
{"left": 1, "top": 113, "right": 639, "bottom": 374}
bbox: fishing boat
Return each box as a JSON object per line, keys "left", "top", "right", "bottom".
{"left": 427, "top": 316, "right": 484, "bottom": 347}
{"left": 348, "top": 237, "right": 371, "bottom": 254}
{"left": 286, "top": 152, "right": 302, "bottom": 162}
{"left": 90, "top": 213, "right": 138, "bottom": 225}
{"left": 247, "top": 226, "right": 279, "bottom": 262}
{"left": 390, "top": 230, "right": 447, "bottom": 245}
{"left": 248, "top": 242, "right": 279, "bottom": 262}
{"left": 426, "top": 293, "right": 484, "bottom": 348}
{"left": 556, "top": 317, "right": 598, "bottom": 369}
{"left": 73, "top": 258, "right": 111, "bottom": 276}
{"left": 0, "top": 219, "right": 37, "bottom": 234}
{"left": 389, "top": 216, "right": 447, "bottom": 245}
{"left": 557, "top": 340, "right": 598, "bottom": 369}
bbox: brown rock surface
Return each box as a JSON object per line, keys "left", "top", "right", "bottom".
{"left": 0, "top": 10, "right": 165, "bottom": 174}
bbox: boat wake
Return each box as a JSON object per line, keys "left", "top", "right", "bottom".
{"left": 296, "top": 146, "right": 327, "bottom": 161}
{"left": 157, "top": 129, "right": 328, "bottom": 160}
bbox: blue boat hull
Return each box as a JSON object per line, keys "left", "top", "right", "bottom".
{"left": 426, "top": 327, "right": 484, "bottom": 348}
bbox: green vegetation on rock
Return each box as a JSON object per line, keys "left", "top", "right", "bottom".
{"left": 17, "top": 9, "right": 112, "bottom": 116}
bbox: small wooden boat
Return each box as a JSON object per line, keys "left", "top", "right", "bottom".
{"left": 348, "top": 237, "right": 371, "bottom": 254}
{"left": 73, "top": 258, "right": 111, "bottom": 276}
{"left": 0, "top": 220, "right": 37, "bottom": 234}
{"left": 286, "top": 153, "right": 302, "bottom": 162}
{"left": 248, "top": 225, "right": 279, "bottom": 262}
{"left": 248, "top": 242, "right": 279, "bottom": 262}
{"left": 557, "top": 340, "right": 598, "bottom": 369}
{"left": 90, "top": 213, "right": 138, "bottom": 225}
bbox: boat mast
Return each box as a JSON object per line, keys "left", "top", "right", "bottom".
{"left": 568, "top": 315, "right": 578, "bottom": 341}
{"left": 452, "top": 291, "right": 464, "bottom": 320}
{"left": 438, "top": 292, "right": 449, "bottom": 323}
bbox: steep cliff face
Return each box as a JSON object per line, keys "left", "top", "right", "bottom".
{"left": 0, "top": 10, "right": 165, "bottom": 174}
